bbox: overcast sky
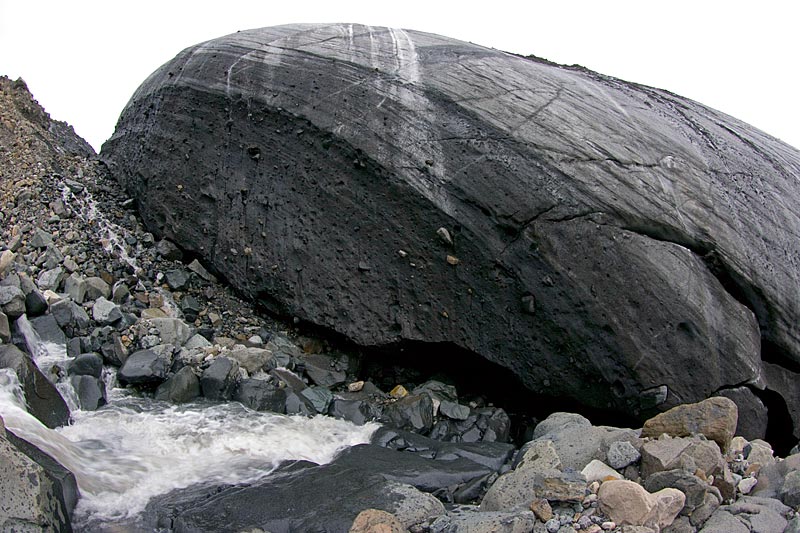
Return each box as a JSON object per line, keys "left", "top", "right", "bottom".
{"left": 1, "top": 1, "right": 798, "bottom": 151}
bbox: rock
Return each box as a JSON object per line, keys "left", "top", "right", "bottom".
{"left": 29, "top": 228, "right": 54, "bottom": 248}
{"left": 146, "top": 444, "right": 471, "bottom": 531}
{"left": 0, "top": 285, "right": 25, "bottom": 318}
{"left": 439, "top": 400, "right": 470, "bottom": 421}
{"left": 50, "top": 299, "right": 90, "bottom": 330}
{"left": 711, "top": 464, "right": 736, "bottom": 503}
{"left": 302, "top": 352, "right": 347, "bottom": 388}
{"left": 529, "top": 498, "right": 553, "bottom": 521}
{"left": 737, "top": 476, "right": 757, "bottom": 495}
{"left": 780, "top": 470, "right": 800, "bottom": 507}
{"left": 439, "top": 507, "right": 538, "bottom": 533}
{"left": 155, "top": 239, "right": 183, "bottom": 261}
{"left": 745, "top": 439, "right": 775, "bottom": 469}
{"left": 480, "top": 467, "right": 586, "bottom": 511}
{"left": 234, "top": 378, "right": 286, "bottom": 413}
{"left": 0, "top": 427, "right": 76, "bottom": 531}
{"left": 146, "top": 317, "right": 192, "bottom": 346}
{"left": 70, "top": 374, "right": 107, "bottom": 410}
{"left": 227, "top": 346, "right": 274, "bottom": 374}
{"left": 111, "top": 282, "right": 130, "bottom": 304}
{"left": 643, "top": 469, "right": 713, "bottom": 516}
{"left": 285, "top": 390, "right": 316, "bottom": 416}
{"left": 24, "top": 289, "right": 48, "bottom": 317}
{"left": 0, "top": 344, "right": 70, "bottom": 428}
{"left": 91, "top": 296, "right": 122, "bottom": 325}
{"left": 688, "top": 492, "right": 721, "bottom": 528}
{"left": 183, "top": 333, "right": 211, "bottom": 351}
{"left": 118, "top": 348, "right": 171, "bottom": 386}
{"left": 28, "top": 314, "right": 67, "bottom": 346}
{"left": 713, "top": 387, "right": 768, "bottom": 441}
{"left": 179, "top": 295, "right": 201, "bottom": 320}
{"left": 329, "top": 398, "right": 383, "bottom": 425}
{"left": 641, "top": 397, "right": 738, "bottom": 451}
{"left": 201, "top": 357, "right": 239, "bottom": 400}
{"left": 0, "top": 311, "right": 9, "bottom": 342}
{"left": 300, "top": 385, "right": 333, "bottom": 413}
{"left": 63, "top": 273, "right": 87, "bottom": 303}
{"left": 187, "top": 258, "right": 216, "bottom": 282}
{"left": 640, "top": 435, "right": 724, "bottom": 480}
{"left": 101, "top": 23, "right": 793, "bottom": 434}
{"left": 598, "top": 479, "right": 685, "bottom": 532}
{"left": 155, "top": 366, "right": 200, "bottom": 404}
{"left": 608, "top": 440, "right": 641, "bottom": 469}
{"left": 36, "top": 266, "right": 63, "bottom": 292}
{"left": 84, "top": 276, "right": 111, "bottom": 300}
{"left": 164, "top": 269, "right": 190, "bottom": 290}
{"left": 384, "top": 393, "right": 435, "bottom": 433}
{"left": 67, "top": 352, "right": 103, "bottom": 378}
{"left": 582, "top": 459, "right": 623, "bottom": 483}
{"left": 700, "top": 496, "right": 790, "bottom": 533}
{"left": 0, "top": 249, "right": 15, "bottom": 274}
{"left": 515, "top": 439, "right": 563, "bottom": 471}
{"left": 349, "top": 509, "right": 405, "bottom": 533}
{"left": 529, "top": 412, "right": 639, "bottom": 470}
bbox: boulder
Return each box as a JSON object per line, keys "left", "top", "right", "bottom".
{"left": 200, "top": 357, "right": 239, "bottom": 400}
{"left": 101, "top": 23, "right": 798, "bottom": 433}
{"left": 598, "top": 479, "right": 685, "bottom": 532}
{"left": 118, "top": 348, "right": 171, "bottom": 386}
{"left": 349, "top": 509, "right": 404, "bottom": 533}
{"left": 69, "top": 374, "right": 106, "bottom": 411}
{"left": 302, "top": 352, "right": 347, "bottom": 388}
{"left": 233, "top": 378, "right": 286, "bottom": 412}
{"left": 699, "top": 496, "right": 790, "bottom": 533}
{"left": 91, "top": 296, "right": 122, "bottom": 326}
{"left": 480, "top": 467, "right": 586, "bottom": 511}
{"left": 713, "top": 387, "right": 768, "bottom": 441}
{"left": 433, "top": 507, "right": 538, "bottom": 533}
{"left": 607, "top": 440, "right": 641, "bottom": 470}
{"left": 0, "top": 424, "right": 76, "bottom": 531}
{"left": 24, "top": 289, "right": 48, "bottom": 317}
{"left": 164, "top": 269, "right": 191, "bottom": 291}
{"left": 36, "top": 267, "right": 63, "bottom": 292}
{"left": 147, "top": 444, "right": 493, "bottom": 531}
{"left": 0, "top": 344, "right": 70, "bottom": 428}
{"left": 0, "top": 285, "right": 25, "bottom": 318}
{"left": 67, "top": 352, "right": 103, "bottom": 378}
{"left": 640, "top": 435, "right": 725, "bottom": 480}
{"left": 643, "top": 469, "right": 716, "bottom": 516}
{"left": 330, "top": 397, "right": 383, "bottom": 425}
{"left": 29, "top": 314, "right": 67, "bottom": 345}
{"left": 641, "top": 397, "right": 738, "bottom": 451}
{"left": 63, "top": 273, "right": 87, "bottom": 304}
{"left": 155, "top": 366, "right": 200, "bottom": 404}
{"left": 83, "top": 277, "right": 111, "bottom": 300}
{"left": 226, "top": 346, "right": 274, "bottom": 374}
{"left": 146, "top": 317, "right": 192, "bottom": 347}
{"left": 383, "top": 393, "right": 435, "bottom": 433}
{"left": 50, "top": 299, "right": 90, "bottom": 330}
{"left": 527, "top": 412, "right": 639, "bottom": 470}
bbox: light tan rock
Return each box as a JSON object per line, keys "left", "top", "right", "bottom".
{"left": 582, "top": 459, "right": 623, "bottom": 483}
{"left": 641, "top": 397, "right": 737, "bottom": 451}
{"left": 598, "top": 479, "right": 685, "bottom": 532}
{"left": 0, "top": 249, "right": 15, "bottom": 274}
{"left": 349, "top": 509, "right": 405, "bottom": 533}
{"left": 517, "top": 440, "right": 562, "bottom": 472}
{"left": 529, "top": 498, "right": 553, "bottom": 521}
{"left": 640, "top": 435, "right": 724, "bottom": 479}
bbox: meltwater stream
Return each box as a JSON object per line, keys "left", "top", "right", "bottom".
{"left": 2, "top": 319, "right": 378, "bottom": 527}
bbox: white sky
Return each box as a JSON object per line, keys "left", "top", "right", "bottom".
{"left": 1, "top": 1, "right": 798, "bottom": 152}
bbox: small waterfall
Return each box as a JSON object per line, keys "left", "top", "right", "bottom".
{"left": 61, "top": 182, "right": 142, "bottom": 274}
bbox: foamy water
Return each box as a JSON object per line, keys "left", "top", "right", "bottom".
{"left": 1, "top": 326, "right": 377, "bottom": 527}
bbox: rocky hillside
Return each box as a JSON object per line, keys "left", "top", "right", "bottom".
{"left": 100, "top": 24, "right": 800, "bottom": 446}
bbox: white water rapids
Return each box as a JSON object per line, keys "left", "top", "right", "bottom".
{"left": 1, "top": 320, "right": 378, "bottom": 526}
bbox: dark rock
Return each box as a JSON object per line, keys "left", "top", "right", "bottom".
{"left": 329, "top": 397, "right": 383, "bottom": 425}
{"left": 70, "top": 374, "right": 106, "bottom": 411}
{"left": 155, "top": 239, "right": 183, "bottom": 261}
{"left": 84, "top": 277, "right": 111, "bottom": 301}
{"left": 164, "top": 269, "right": 190, "bottom": 291}
{"left": 0, "top": 344, "right": 70, "bottom": 428}
{"left": 29, "top": 314, "right": 67, "bottom": 346}
{"left": 118, "top": 348, "right": 170, "bottom": 386}
{"left": 100, "top": 332, "right": 128, "bottom": 367}
{"left": 270, "top": 367, "right": 307, "bottom": 392}
{"left": 200, "top": 357, "right": 239, "bottom": 400}
{"left": 68, "top": 352, "right": 103, "bottom": 378}
{"left": 439, "top": 400, "right": 470, "bottom": 421}
{"left": 101, "top": 23, "right": 799, "bottom": 433}
{"left": 284, "top": 390, "right": 316, "bottom": 416}
{"left": 714, "top": 387, "right": 769, "bottom": 441}
{"left": 29, "top": 228, "right": 54, "bottom": 249}
{"left": 0, "top": 311, "right": 9, "bottom": 343}
{"left": 384, "top": 393, "right": 435, "bottom": 433}
{"left": 233, "top": 378, "right": 286, "bottom": 412}
{"left": 155, "top": 366, "right": 200, "bottom": 403}
{"left": 50, "top": 299, "right": 90, "bottom": 330}
{"left": 146, "top": 447, "right": 452, "bottom": 532}
{"left": 300, "top": 385, "right": 333, "bottom": 413}
{"left": 643, "top": 469, "right": 714, "bottom": 516}
{"left": 302, "top": 352, "right": 347, "bottom": 388}
{"left": 24, "top": 289, "right": 48, "bottom": 317}
{"left": 180, "top": 294, "right": 201, "bottom": 321}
